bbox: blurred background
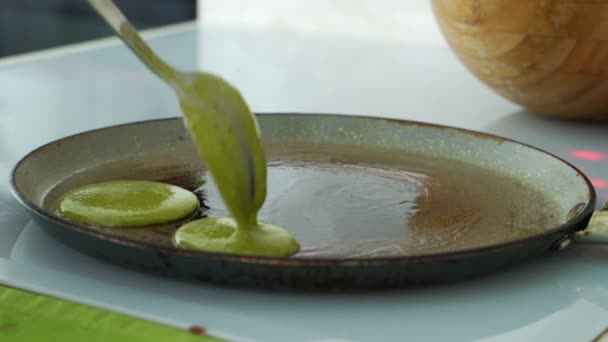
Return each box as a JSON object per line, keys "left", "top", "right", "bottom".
{"left": 0, "top": 0, "right": 197, "bottom": 57}
{"left": 0, "top": 1, "right": 441, "bottom": 58}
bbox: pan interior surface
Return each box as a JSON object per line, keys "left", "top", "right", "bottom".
{"left": 41, "top": 144, "right": 561, "bottom": 259}
{"left": 14, "top": 115, "right": 591, "bottom": 260}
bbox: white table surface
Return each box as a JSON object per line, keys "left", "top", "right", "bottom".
{"left": 3, "top": 4, "right": 608, "bottom": 341}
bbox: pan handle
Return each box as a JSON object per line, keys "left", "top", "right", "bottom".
{"left": 575, "top": 207, "right": 608, "bottom": 245}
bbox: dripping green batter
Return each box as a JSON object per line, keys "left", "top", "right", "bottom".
{"left": 172, "top": 74, "right": 299, "bottom": 257}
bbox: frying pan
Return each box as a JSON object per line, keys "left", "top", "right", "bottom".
{"left": 9, "top": 113, "right": 599, "bottom": 290}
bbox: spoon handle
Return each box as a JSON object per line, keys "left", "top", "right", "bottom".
{"left": 87, "top": 0, "right": 179, "bottom": 85}
{"left": 577, "top": 209, "right": 608, "bottom": 244}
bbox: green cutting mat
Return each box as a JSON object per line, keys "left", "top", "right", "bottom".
{"left": 0, "top": 285, "right": 224, "bottom": 342}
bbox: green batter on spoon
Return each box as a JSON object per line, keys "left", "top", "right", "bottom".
{"left": 64, "top": 0, "right": 300, "bottom": 257}
{"left": 171, "top": 74, "right": 300, "bottom": 257}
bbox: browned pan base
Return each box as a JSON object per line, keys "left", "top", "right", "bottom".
{"left": 43, "top": 143, "right": 560, "bottom": 259}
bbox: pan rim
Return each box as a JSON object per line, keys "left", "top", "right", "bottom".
{"left": 9, "top": 113, "right": 597, "bottom": 267}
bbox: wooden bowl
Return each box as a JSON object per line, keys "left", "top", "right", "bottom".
{"left": 431, "top": 0, "right": 608, "bottom": 120}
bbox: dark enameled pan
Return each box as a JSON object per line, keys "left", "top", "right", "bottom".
{"left": 10, "top": 113, "right": 598, "bottom": 290}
